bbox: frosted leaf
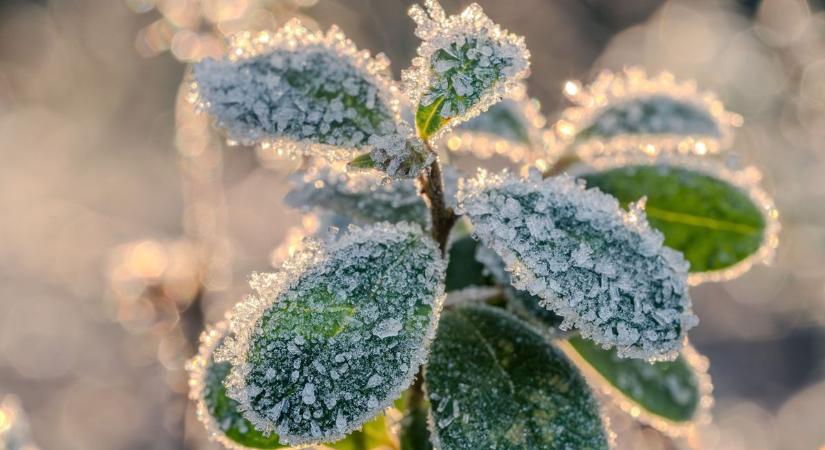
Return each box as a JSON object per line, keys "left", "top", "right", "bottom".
{"left": 444, "top": 235, "right": 495, "bottom": 292}
{"left": 191, "top": 19, "right": 404, "bottom": 161}
{"left": 562, "top": 337, "right": 713, "bottom": 437}
{"left": 579, "top": 154, "right": 780, "bottom": 285}
{"left": 186, "top": 319, "right": 288, "bottom": 449}
{"left": 457, "top": 169, "right": 697, "bottom": 360}
{"left": 0, "top": 395, "right": 39, "bottom": 450}
{"left": 403, "top": 1, "right": 531, "bottom": 140}
{"left": 425, "top": 305, "right": 609, "bottom": 449}
{"left": 285, "top": 161, "right": 429, "bottom": 226}
{"left": 363, "top": 128, "right": 434, "bottom": 179}
{"left": 439, "top": 83, "right": 551, "bottom": 165}
{"left": 554, "top": 67, "right": 742, "bottom": 160}
{"left": 222, "top": 222, "right": 445, "bottom": 445}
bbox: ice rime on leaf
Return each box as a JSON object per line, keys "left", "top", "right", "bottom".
{"left": 555, "top": 67, "right": 742, "bottom": 160}
{"left": 425, "top": 305, "right": 609, "bottom": 449}
{"left": 404, "top": 0, "right": 531, "bottom": 140}
{"left": 364, "top": 129, "right": 435, "bottom": 179}
{"left": 191, "top": 19, "right": 405, "bottom": 162}
{"left": 457, "top": 170, "right": 697, "bottom": 360}
{"left": 222, "top": 222, "right": 445, "bottom": 445}
{"left": 285, "top": 161, "right": 429, "bottom": 226}
{"left": 186, "top": 320, "right": 287, "bottom": 449}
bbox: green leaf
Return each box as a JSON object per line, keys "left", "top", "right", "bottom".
{"left": 405, "top": 2, "right": 530, "bottom": 141}
{"left": 458, "top": 99, "right": 531, "bottom": 145}
{"left": 580, "top": 164, "right": 766, "bottom": 274}
{"left": 416, "top": 96, "right": 450, "bottom": 141}
{"left": 575, "top": 95, "right": 721, "bottom": 143}
{"left": 445, "top": 236, "right": 494, "bottom": 292}
{"left": 190, "top": 322, "right": 402, "bottom": 450}
{"left": 203, "top": 359, "right": 288, "bottom": 449}
{"left": 458, "top": 171, "right": 696, "bottom": 360}
{"left": 192, "top": 21, "right": 402, "bottom": 158}
{"left": 223, "top": 223, "right": 446, "bottom": 446}
{"left": 425, "top": 304, "right": 609, "bottom": 450}
{"left": 564, "top": 336, "right": 709, "bottom": 427}
{"left": 286, "top": 162, "right": 429, "bottom": 226}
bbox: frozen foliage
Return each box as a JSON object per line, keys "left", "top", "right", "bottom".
{"left": 364, "top": 130, "right": 435, "bottom": 179}
{"left": 426, "top": 305, "right": 609, "bottom": 449}
{"left": 285, "top": 162, "right": 429, "bottom": 226}
{"left": 404, "top": 0, "right": 530, "bottom": 139}
{"left": 457, "top": 170, "right": 697, "bottom": 360}
{"left": 577, "top": 95, "right": 720, "bottom": 141}
{"left": 192, "top": 19, "right": 411, "bottom": 164}
{"left": 187, "top": 320, "right": 286, "bottom": 449}
{"left": 221, "top": 222, "right": 445, "bottom": 445}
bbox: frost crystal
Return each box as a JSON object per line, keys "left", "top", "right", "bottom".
{"left": 365, "top": 128, "right": 435, "bottom": 179}
{"left": 285, "top": 161, "right": 429, "bottom": 226}
{"left": 221, "top": 222, "right": 445, "bottom": 445}
{"left": 191, "top": 19, "right": 405, "bottom": 161}
{"left": 457, "top": 169, "right": 697, "bottom": 360}
{"left": 404, "top": 0, "right": 530, "bottom": 139}
{"left": 186, "top": 319, "right": 284, "bottom": 449}
{"left": 554, "top": 67, "right": 743, "bottom": 160}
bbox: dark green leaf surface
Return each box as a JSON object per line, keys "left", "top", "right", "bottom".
{"left": 567, "top": 336, "right": 700, "bottom": 422}
{"left": 204, "top": 360, "right": 286, "bottom": 449}
{"left": 458, "top": 100, "right": 531, "bottom": 145}
{"left": 236, "top": 223, "right": 444, "bottom": 445}
{"left": 575, "top": 95, "right": 721, "bottom": 142}
{"left": 398, "top": 399, "right": 433, "bottom": 450}
{"left": 426, "top": 305, "right": 609, "bottom": 450}
{"left": 581, "top": 165, "right": 765, "bottom": 273}
{"left": 445, "top": 237, "right": 494, "bottom": 292}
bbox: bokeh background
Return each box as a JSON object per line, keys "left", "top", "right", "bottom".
{"left": 1, "top": 0, "right": 825, "bottom": 448}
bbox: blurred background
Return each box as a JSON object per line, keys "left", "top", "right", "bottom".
{"left": 1, "top": 0, "right": 824, "bottom": 448}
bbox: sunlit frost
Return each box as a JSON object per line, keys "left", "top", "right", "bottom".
{"left": 457, "top": 169, "right": 697, "bottom": 360}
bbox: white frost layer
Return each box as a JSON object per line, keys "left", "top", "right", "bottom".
{"left": 192, "top": 18, "right": 431, "bottom": 179}
{"left": 402, "top": 0, "right": 531, "bottom": 140}
{"left": 457, "top": 169, "right": 697, "bottom": 360}
{"left": 220, "top": 222, "right": 445, "bottom": 445}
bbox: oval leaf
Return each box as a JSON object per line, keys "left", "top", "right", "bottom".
{"left": 556, "top": 67, "right": 741, "bottom": 158}
{"left": 562, "top": 336, "right": 712, "bottom": 436}
{"left": 222, "top": 222, "right": 446, "bottom": 445}
{"left": 458, "top": 170, "right": 697, "bottom": 360}
{"left": 404, "top": 1, "right": 530, "bottom": 140}
{"left": 188, "top": 321, "right": 401, "bottom": 450}
{"left": 579, "top": 158, "right": 779, "bottom": 284}
{"left": 286, "top": 162, "right": 429, "bottom": 226}
{"left": 192, "top": 20, "right": 400, "bottom": 160}
{"left": 426, "top": 304, "right": 609, "bottom": 449}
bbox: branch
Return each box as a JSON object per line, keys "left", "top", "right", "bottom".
{"left": 418, "top": 141, "right": 457, "bottom": 256}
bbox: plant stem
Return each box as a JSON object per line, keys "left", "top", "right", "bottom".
{"left": 418, "top": 141, "right": 457, "bottom": 256}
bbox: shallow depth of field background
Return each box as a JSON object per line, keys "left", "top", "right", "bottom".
{"left": 1, "top": 0, "right": 825, "bottom": 449}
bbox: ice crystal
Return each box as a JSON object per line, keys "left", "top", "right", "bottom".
{"left": 191, "top": 19, "right": 405, "bottom": 161}
{"left": 555, "top": 67, "right": 742, "bottom": 160}
{"left": 285, "top": 161, "right": 429, "bottom": 226}
{"left": 457, "top": 169, "right": 697, "bottom": 360}
{"left": 426, "top": 305, "right": 609, "bottom": 449}
{"left": 403, "top": 0, "right": 530, "bottom": 140}
{"left": 364, "top": 129, "right": 434, "bottom": 179}
{"left": 440, "top": 83, "right": 551, "bottom": 164}
{"left": 582, "top": 153, "right": 780, "bottom": 286}
{"left": 221, "top": 222, "right": 445, "bottom": 445}
{"left": 187, "top": 319, "right": 286, "bottom": 449}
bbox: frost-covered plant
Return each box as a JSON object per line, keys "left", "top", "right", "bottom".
{"left": 185, "top": 1, "right": 779, "bottom": 448}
